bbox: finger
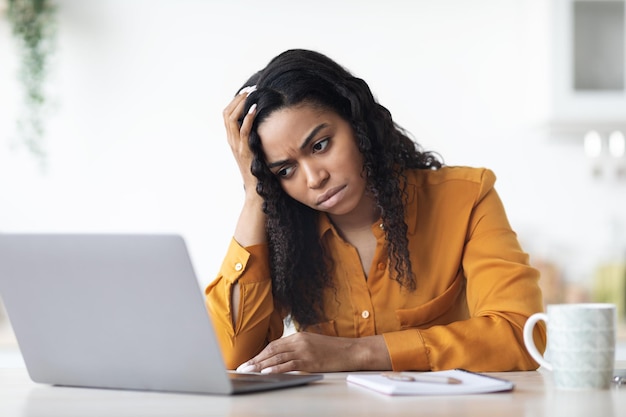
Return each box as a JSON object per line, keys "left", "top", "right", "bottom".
{"left": 260, "top": 360, "right": 300, "bottom": 374}
{"left": 238, "top": 85, "right": 256, "bottom": 96}
{"left": 257, "top": 352, "right": 300, "bottom": 374}
{"left": 223, "top": 93, "right": 248, "bottom": 129}
{"left": 237, "top": 339, "right": 294, "bottom": 373}
{"left": 239, "top": 103, "right": 257, "bottom": 138}
{"left": 222, "top": 85, "right": 257, "bottom": 125}
{"left": 237, "top": 357, "right": 298, "bottom": 374}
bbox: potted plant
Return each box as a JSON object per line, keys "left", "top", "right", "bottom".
{"left": 5, "top": 0, "right": 56, "bottom": 163}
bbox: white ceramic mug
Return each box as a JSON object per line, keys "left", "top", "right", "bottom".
{"left": 523, "top": 303, "right": 616, "bottom": 390}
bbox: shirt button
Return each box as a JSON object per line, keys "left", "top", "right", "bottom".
{"left": 234, "top": 262, "right": 243, "bottom": 271}
{"left": 377, "top": 262, "right": 386, "bottom": 270}
{"left": 361, "top": 310, "right": 370, "bottom": 319}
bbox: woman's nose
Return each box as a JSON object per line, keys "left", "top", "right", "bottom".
{"left": 302, "top": 162, "right": 329, "bottom": 189}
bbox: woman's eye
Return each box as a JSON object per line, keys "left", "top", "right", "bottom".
{"left": 277, "top": 166, "right": 295, "bottom": 178}
{"left": 312, "top": 138, "right": 329, "bottom": 153}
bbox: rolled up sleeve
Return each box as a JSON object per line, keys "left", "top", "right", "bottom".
{"left": 205, "top": 238, "right": 284, "bottom": 369}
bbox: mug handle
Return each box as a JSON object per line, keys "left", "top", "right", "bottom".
{"left": 523, "top": 312, "right": 552, "bottom": 371}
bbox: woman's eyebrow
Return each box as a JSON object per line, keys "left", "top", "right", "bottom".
{"left": 299, "top": 123, "right": 328, "bottom": 150}
{"left": 267, "top": 123, "right": 329, "bottom": 169}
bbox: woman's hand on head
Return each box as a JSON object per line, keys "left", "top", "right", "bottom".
{"left": 222, "top": 87, "right": 258, "bottom": 194}
{"left": 235, "top": 332, "right": 392, "bottom": 374}
{"left": 225, "top": 86, "right": 266, "bottom": 247}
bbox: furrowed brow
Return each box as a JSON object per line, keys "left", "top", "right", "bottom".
{"left": 266, "top": 123, "right": 329, "bottom": 169}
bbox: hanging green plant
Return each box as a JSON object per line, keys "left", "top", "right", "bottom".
{"left": 6, "top": 0, "right": 57, "bottom": 162}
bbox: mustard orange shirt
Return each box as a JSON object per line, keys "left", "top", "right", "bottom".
{"left": 205, "top": 167, "right": 547, "bottom": 372}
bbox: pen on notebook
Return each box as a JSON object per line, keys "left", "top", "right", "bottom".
{"left": 382, "top": 372, "right": 462, "bottom": 385}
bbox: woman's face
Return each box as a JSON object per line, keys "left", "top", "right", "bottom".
{"left": 257, "top": 104, "right": 372, "bottom": 219}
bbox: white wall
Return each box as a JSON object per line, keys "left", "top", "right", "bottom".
{"left": 0, "top": 0, "right": 624, "bottom": 289}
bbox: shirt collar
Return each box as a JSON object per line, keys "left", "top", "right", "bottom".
{"left": 316, "top": 173, "right": 419, "bottom": 237}
{"left": 318, "top": 212, "right": 335, "bottom": 238}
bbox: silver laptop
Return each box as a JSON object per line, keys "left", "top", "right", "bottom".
{"left": 0, "top": 234, "right": 322, "bottom": 395}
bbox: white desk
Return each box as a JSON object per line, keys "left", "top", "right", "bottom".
{"left": 1, "top": 365, "right": 625, "bottom": 417}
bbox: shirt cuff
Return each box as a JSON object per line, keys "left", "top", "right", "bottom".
{"left": 383, "top": 329, "right": 432, "bottom": 371}
{"left": 219, "top": 238, "right": 270, "bottom": 284}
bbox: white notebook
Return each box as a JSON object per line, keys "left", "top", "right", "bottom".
{"left": 347, "top": 369, "right": 514, "bottom": 396}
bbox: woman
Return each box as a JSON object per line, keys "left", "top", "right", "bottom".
{"left": 206, "top": 49, "right": 546, "bottom": 374}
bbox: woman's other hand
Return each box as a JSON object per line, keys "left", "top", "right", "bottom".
{"left": 235, "top": 332, "right": 392, "bottom": 374}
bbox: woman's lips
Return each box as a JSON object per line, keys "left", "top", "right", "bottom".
{"left": 316, "top": 185, "right": 347, "bottom": 208}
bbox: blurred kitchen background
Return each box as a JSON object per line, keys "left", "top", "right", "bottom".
{"left": 1, "top": 0, "right": 625, "bottom": 361}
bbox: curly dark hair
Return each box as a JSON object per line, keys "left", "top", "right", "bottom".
{"left": 237, "top": 49, "right": 442, "bottom": 328}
